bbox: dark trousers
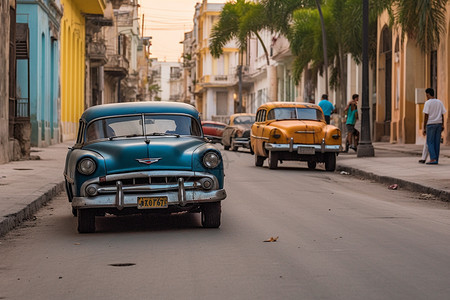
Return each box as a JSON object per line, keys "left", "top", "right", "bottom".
{"left": 426, "top": 123, "right": 442, "bottom": 162}
{"left": 324, "top": 115, "right": 330, "bottom": 124}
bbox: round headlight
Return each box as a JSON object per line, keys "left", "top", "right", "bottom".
{"left": 202, "top": 151, "right": 221, "bottom": 169}
{"left": 77, "top": 158, "right": 96, "bottom": 175}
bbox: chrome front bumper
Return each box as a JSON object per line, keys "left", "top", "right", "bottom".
{"left": 72, "top": 171, "right": 226, "bottom": 210}
{"left": 232, "top": 137, "right": 250, "bottom": 148}
{"left": 265, "top": 138, "right": 341, "bottom": 153}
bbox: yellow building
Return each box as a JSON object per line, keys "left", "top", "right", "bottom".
{"left": 60, "top": 0, "right": 106, "bottom": 141}
{"left": 376, "top": 8, "right": 449, "bottom": 145}
{"left": 194, "top": 0, "right": 241, "bottom": 121}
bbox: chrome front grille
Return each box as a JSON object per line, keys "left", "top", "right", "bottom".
{"left": 80, "top": 171, "right": 219, "bottom": 197}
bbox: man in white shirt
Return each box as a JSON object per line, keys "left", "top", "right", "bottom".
{"left": 423, "top": 88, "right": 447, "bottom": 164}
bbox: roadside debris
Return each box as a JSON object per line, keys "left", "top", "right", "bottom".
{"left": 264, "top": 236, "right": 279, "bottom": 242}
{"left": 340, "top": 171, "right": 350, "bottom": 175}
{"left": 388, "top": 184, "right": 398, "bottom": 190}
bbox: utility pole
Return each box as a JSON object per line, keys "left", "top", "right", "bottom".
{"left": 357, "top": 0, "right": 375, "bottom": 157}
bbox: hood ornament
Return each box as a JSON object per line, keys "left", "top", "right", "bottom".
{"left": 137, "top": 158, "right": 162, "bottom": 165}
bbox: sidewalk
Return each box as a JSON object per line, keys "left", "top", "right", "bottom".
{"left": 337, "top": 143, "right": 450, "bottom": 202}
{"left": 0, "top": 141, "right": 72, "bottom": 236}
{"left": 1, "top": 140, "right": 449, "bottom": 237}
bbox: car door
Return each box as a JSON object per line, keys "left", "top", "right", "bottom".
{"left": 252, "top": 109, "right": 267, "bottom": 155}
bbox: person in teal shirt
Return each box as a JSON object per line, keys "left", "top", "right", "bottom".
{"left": 344, "top": 94, "right": 359, "bottom": 151}
{"left": 318, "top": 94, "right": 336, "bottom": 124}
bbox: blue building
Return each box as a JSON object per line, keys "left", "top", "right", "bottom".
{"left": 16, "top": 0, "right": 63, "bottom": 147}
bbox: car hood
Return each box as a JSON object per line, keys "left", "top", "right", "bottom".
{"left": 235, "top": 124, "right": 252, "bottom": 131}
{"left": 83, "top": 137, "right": 204, "bottom": 174}
{"left": 269, "top": 120, "right": 326, "bottom": 143}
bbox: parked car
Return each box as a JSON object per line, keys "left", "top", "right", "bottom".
{"left": 201, "top": 120, "right": 227, "bottom": 143}
{"left": 221, "top": 113, "right": 255, "bottom": 152}
{"left": 64, "top": 102, "right": 227, "bottom": 233}
{"left": 251, "top": 102, "right": 342, "bottom": 171}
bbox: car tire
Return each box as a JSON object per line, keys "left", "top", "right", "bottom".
{"left": 255, "top": 154, "right": 265, "bottom": 167}
{"left": 325, "top": 153, "right": 336, "bottom": 172}
{"left": 77, "top": 209, "right": 96, "bottom": 233}
{"left": 307, "top": 161, "right": 317, "bottom": 170}
{"left": 224, "top": 145, "right": 230, "bottom": 151}
{"left": 268, "top": 151, "right": 278, "bottom": 169}
{"left": 201, "top": 202, "right": 221, "bottom": 228}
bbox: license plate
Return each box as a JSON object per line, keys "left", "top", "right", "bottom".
{"left": 137, "top": 197, "right": 168, "bottom": 209}
{"left": 298, "top": 147, "right": 315, "bottom": 155}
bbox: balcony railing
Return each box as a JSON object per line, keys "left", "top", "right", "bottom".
{"left": 87, "top": 41, "right": 107, "bottom": 66}
{"left": 104, "top": 54, "right": 129, "bottom": 78}
{"left": 200, "top": 75, "right": 233, "bottom": 85}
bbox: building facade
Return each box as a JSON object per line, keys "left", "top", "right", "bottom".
{"left": 193, "top": 0, "right": 240, "bottom": 122}
{"left": 376, "top": 8, "right": 449, "bottom": 145}
{"left": 60, "top": 0, "right": 106, "bottom": 141}
{"left": 16, "top": 0, "right": 63, "bottom": 147}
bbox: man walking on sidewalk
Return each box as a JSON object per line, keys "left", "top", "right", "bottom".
{"left": 318, "top": 94, "right": 336, "bottom": 125}
{"left": 423, "top": 88, "right": 446, "bottom": 165}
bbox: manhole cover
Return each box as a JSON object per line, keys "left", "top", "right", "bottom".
{"left": 108, "top": 263, "right": 136, "bottom": 267}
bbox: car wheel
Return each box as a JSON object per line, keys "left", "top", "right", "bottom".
{"left": 325, "top": 153, "right": 336, "bottom": 172}
{"left": 255, "top": 154, "right": 265, "bottom": 167}
{"left": 224, "top": 145, "right": 230, "bottom": 151}
{"left": 307, "top": 161, "right": 317, "bottom": 170}
{"left": 250, "top": 145, "right": 255, "bottom": 155}
{"left": 268, "top": 151, "right": 278, "bottom": 169}
{"left": 77, "top": 209, "right": 96, "bottom": 233}
{"left": 201, "top": 202, "right": 221, "bottom": 228}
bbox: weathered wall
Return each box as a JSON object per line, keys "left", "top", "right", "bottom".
{"left": 0, "top": 0, "right": 11, "bottom": 164}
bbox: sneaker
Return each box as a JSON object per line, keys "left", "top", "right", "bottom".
{"left": 418, "top": 160, "right": 425, "bottom": 164}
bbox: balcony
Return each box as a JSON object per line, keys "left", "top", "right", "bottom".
{"left": 87, "top": 40, "right": 107, "bottom": 67}
{"left": 104, "top": 54, "right": 129, "bottom": 79}
{"left": 199, "top": 75, "right": 233, "bottom": 87}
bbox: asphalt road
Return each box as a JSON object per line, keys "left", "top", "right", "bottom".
{"left": 1, "top": 149, "right": 450, "bottom": 300}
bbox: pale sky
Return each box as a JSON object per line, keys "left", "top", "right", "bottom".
{"left": 139, "top": 0, "right": 227, "bottom": 62}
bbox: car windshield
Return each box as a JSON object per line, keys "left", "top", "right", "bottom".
{"left": 267, "top": 107, "right": 324, "bottom": 121}
{"left": 233, "top": 115, "right": 255, "bottom": 125}
{"left": 85, "top": 114, "right": 201, "bottom": 142}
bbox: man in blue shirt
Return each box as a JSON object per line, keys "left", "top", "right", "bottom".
{"left": 318, "top": 94, "right": 336, "bottom": 124}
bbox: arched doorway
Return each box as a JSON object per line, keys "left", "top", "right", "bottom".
{"left": 377, "top": 26, "right": 392, "bottom": 141}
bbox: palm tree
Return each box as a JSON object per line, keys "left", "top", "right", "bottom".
{"left": 210, "top": 0, "right": 272, "bottom": 111}
{"left": 394, "top": 0, "right": 448, "bottom": 53}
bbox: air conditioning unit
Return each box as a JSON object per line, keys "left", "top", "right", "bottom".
{"left": 415, "top": 88, "right": 426, "bottom": 104}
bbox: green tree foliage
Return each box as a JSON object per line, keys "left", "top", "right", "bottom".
{"left": 395, "top": 0, "right": 448, "bottom": 52}
{"left": 210, "top": 0, "right": 270, "bottom": 64}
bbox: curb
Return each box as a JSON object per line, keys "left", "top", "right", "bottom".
{"left": 336, "top": 165, "right": 450, "bottom": 202}
{"left": 0, "top": 181, "right": 65, "bottom": 237}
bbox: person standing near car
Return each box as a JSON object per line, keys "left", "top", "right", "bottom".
{"left": 423, "top": 88, "right": 446, "bottom": 165}
{"left": 344, "top": 94, "right": 359, "bottom": 151}
{"left": 318, "top": 94, "right": 336, "bottom": 124}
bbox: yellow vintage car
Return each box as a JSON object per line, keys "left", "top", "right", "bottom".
{"left": 250, "top": 102, "right": 342, "bottom": 171}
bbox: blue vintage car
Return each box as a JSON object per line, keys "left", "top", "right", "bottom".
{"left": 64, "top": 102, "right": 226, "bottom": 233}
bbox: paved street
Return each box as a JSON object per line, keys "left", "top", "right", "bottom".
{"left": 1, "top": 149, "right": 450, "bottom": 299}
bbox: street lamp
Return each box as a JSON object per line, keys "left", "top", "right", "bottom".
{"left": 357, "top": 0, "right": 375, "bottom": 157}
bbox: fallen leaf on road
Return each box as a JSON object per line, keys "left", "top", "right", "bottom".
{"left": 388, "top": 184, "right": 398, "bottom": 190}
{"left": 264, "top": 236, "right": 279, "bottom": 242}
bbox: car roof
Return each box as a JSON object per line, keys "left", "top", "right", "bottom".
{"left": 258, "top": 102, "right": 321, "bottom": 110}
{"left": 81, "top": 102, "right": 201, "bottom": 123}
{"left": 202, "top": 121, "right": 227, "bottom": 126}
